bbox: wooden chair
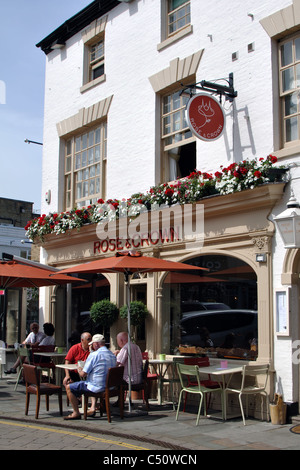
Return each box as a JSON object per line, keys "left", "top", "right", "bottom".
{"left": 176, "top": 363, "right": 224, "bottom": 425}
{"left": 123, "top": 359, "right": 150, "bottom": 410}
{"left": 183, "top": 357, "right": 220, "bottom": 411}
{"left": 31, "top": 345, "right": 56, "bottom": 383}
{"left": 83, "top": 366, "right": 124, "bottom": 423}
{"left": 23, "top": 364, "right": 63, "bottom": 419}
{"left": 224, "top": 363, "right": 270, "bottom": 425}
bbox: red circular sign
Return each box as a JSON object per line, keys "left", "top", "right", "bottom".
{"left": 186, "top": 93, "right": 225, "bottom": 141}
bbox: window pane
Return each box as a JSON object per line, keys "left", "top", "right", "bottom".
{"left": 173, "top": 111, "right": 181, "bottom": 131}
{"left": 286, "top": 116, "right": 298, "bottom": 141}
{"left": 163, "top": 115, "right": 171, "bottom": 135}
{"left": 88, "top": 148, "right": 94, "bottom": 165}
{"left": 65, "top": 156, "right": 71, "bottom": 173}
{"left": 95, "top": 145, "right": 100, "bottom": 162}
{"left": 282, "top": 67, "right": 294, "bottom": 92}
{"left": 66, "top": 140, "right": 72, "bottom": 155}
{"left": 281, "top": 41, "right": 293, "bottom": 67}
{"left": 296, "top": 63, "right": 300, "bottom": 87}
{"left": 95, "top": 127, "right": 100, "bottom": 144}
{"left": 82, "top": 134, "right": 88, "bottom": 150}
{"left": 90, "top": 165, "right": 96, "bottom": 178}
{"left": 296, "top": 37, "right": 300, "bottom": 62}
{"left": 77, "top": 170, "right": 82, "bottom": 182}
{"left": 76, "top": 183, "right": 82, "bottom": 199}
{"left": 81, "top": 150, "right": 87, "bottom": 167}
{"left": 93, "top": 64, "right": 104, "bottom": 80}
{"left": 88, "top": 131, "right": 94, "bottom": 147}
{"left": 75, "top": 154, "right": 81, "bottom": 170}
{"left": 172, "top": 92, "right": 181, "bottom": 110}
{"left": 75, "top": 136, "right": 81, "bottom": 152}
{"left": 285, "top": 93, "right": 298, "bottom": 116}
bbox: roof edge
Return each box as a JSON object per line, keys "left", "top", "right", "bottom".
{"left": 36, "top": 0, "right": 120, "bottom": 55}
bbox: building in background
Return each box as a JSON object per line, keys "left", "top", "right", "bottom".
{"left": 0, "top": 197, "right": 40, "bottom": 344}
{"left": 32, "top": 0, "right": 300, "bottom": 417}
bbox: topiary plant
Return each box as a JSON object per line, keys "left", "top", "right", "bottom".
{"left": 120, "top": 300, "right": 149, "bottom": 327}
{"left": 90, "top": 299, "right": 119, "bottom": 329}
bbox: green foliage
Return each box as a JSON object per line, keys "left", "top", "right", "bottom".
{"left": 90, "top": 299, "right": 119, "bottom": 328}
{"left": 120, "top": 301, "right": 149, "bottom": 326}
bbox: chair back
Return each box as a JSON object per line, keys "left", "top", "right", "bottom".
{"left": 177, "top": 363, "right": 201, "bottom": 389}
{"left": 184, "top": 357, "right": 210, "bottom": 367}
{"left": 23, "top": 364, "right": 40, "bottom": 386}
{"left": 106, "top": 366, "right": 124, "bottom": 389}
{"left": 142, "top": 360, "right": 149, "bottom": 381}
{"left": 18, "top": 346, "right": 31, "bottom": 359}
{"left": 241, "top": 364, "right": 269, "bottom": 391}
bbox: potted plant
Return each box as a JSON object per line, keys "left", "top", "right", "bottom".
{"left": 90, "top": 299, "right": 119, "bottom": 333}
{"left": 120, "top": 300, "right": 149, "bottom": 329}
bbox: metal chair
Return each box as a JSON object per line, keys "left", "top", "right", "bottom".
{"left": 176, "top": 362, "right": 224, "bottom": 425}
{"left": 83, "top": 366, "right": 124, "bottom": 423}
{"left": 23, "top": 364, "right": 63, "bottom": 419}
{"left": 183, "top": 357, "right": 220, "bottom": 411}
{"left": 224, "top": 363, "right": 270, "bottom": 425}
{"left": 14, "top": 346, "right": 31, "bottom": 391}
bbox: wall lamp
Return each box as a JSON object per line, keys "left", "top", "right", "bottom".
{"left": 274, "top": 194, "right": 300, "bottom": 248}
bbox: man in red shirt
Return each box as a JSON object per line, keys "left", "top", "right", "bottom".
{"left": 63, "top": 332, "right": 92, "bottom": 388}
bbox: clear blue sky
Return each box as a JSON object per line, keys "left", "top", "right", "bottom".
{"left": 0, "top": 0, "right": 92, "bottom": 215}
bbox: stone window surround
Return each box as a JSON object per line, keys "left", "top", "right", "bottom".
{"left": 260, "top": 0, "right": 300, "bottom": 160}
{"left": 80, "top": 15, "right": 108, "bottom": 94}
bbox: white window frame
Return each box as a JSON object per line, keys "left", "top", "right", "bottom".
{"left": 158, "top": 0, "right": 192, "bottom": 51}
{"left": 279, "top": 33, "right": 300, "bottom": 147}
{"left": 81, "top": 16, "right": 107, "bottom": 93}
{"left": 64, "top": 122, "right": 107, "bottom": 210}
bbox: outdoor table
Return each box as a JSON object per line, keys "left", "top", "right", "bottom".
{"left": 56, "top": 363, "right": 86, "bottom": 413}
{"left": 149, "top": 359, "right": 175, "bottom": 406}
{"left": 197, "top": 362, "right": 243, "bottom": 420}
{"left": 34, "top": 352, "right": 66, "bottom": 385}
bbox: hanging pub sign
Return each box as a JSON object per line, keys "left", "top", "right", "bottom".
{"left": 186, "top": 93, "right": 225, "bottom": 142}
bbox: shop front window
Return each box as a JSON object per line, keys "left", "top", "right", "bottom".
{"left": 6, "top": 290, "right": 20, "bottom": 346}
{"left": 162, "top": 255, "right": 258, "bottom": 360}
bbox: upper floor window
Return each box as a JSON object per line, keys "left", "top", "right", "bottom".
{"left": 81, "top": 16, "right": 107, "bottom": 93}
{"left": 279, "top": 34, "right": 300, "bottom": 145}
{"left": 162, "top": 89, "right": 195, "bottom": 181}
{"left": 64, "top": 123, "right": 107, "bottom": 210}
{"left": 168, "top": 0, "right": 191, "bottom": 37}
{"left": 89, "top": 39, "right": 104, "bottom": 81}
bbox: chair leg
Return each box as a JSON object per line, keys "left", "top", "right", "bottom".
{"left": 105, "top": 393, "right": 111, "bottom": 423}
{"left": 35, "top": 393, "right": 41, "bottom": 419}
{"left": 118, "top": 386, "right": 124, "bottom": 419}
{"left": 196, "top": 393, "right": 203, "bottom": 426}
{"left": 14, "top": 366, "right": 23, "bottom": 391}
{"left": 58, "top": 391, "right": 63, "bottom": 416}
{"left": 45, "top": 395, "right": 49, "bottom": 411}
{"left": 176, "top": 389, "right": 183, "bottom": 421}
{"left": 83, "top": 395, "right": 88, "bottom": 420}
{"left": 25, "top": 390, "right": 30, "bottom": 415}
{"left": 238, "top": 393, "right": 246, "bottom": 425}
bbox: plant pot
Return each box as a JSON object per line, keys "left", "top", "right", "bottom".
{"left": 265, "top": 168, "right": 288, "bottom": 182}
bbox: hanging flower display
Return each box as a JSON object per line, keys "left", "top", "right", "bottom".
{"left": 25, "top": 155, "right": 287, "bottom": 242}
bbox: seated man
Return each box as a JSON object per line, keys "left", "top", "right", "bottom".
{"left": 4, "top": 322, "right": 46, "bottom": 374}
{"left": 63, "top": 332, "right": 92, "bottom": 388}
{"left": 64, "top": 334, "right": 116, "bottom": 420}
{"left": 115, "top": 331, "right": 143, "bottom": 385}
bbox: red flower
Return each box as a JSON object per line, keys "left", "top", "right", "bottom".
{"left": 254, "top": 170, "right": 262, "bottom": 178}
{"left": 165, "top": 188, "right": 174, "bottom": 197}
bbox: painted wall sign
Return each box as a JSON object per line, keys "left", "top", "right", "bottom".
{"left": 186, "top": 93, "right": 225, "bottom": 141}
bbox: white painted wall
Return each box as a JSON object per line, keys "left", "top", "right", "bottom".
{"left": 40, "top": 0, "right": 300, "bottom": 404}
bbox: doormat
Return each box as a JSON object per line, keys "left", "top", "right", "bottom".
{"left": 290, "top": 425, "right": 300, "bottom": 434}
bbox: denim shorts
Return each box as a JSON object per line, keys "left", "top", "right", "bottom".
{"left": 69, "top": 381, "right": 89, "bottom": 397}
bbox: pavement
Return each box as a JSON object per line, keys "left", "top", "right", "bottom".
{"left": 1, "top": 376, "right": 300, "bottom": 451}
